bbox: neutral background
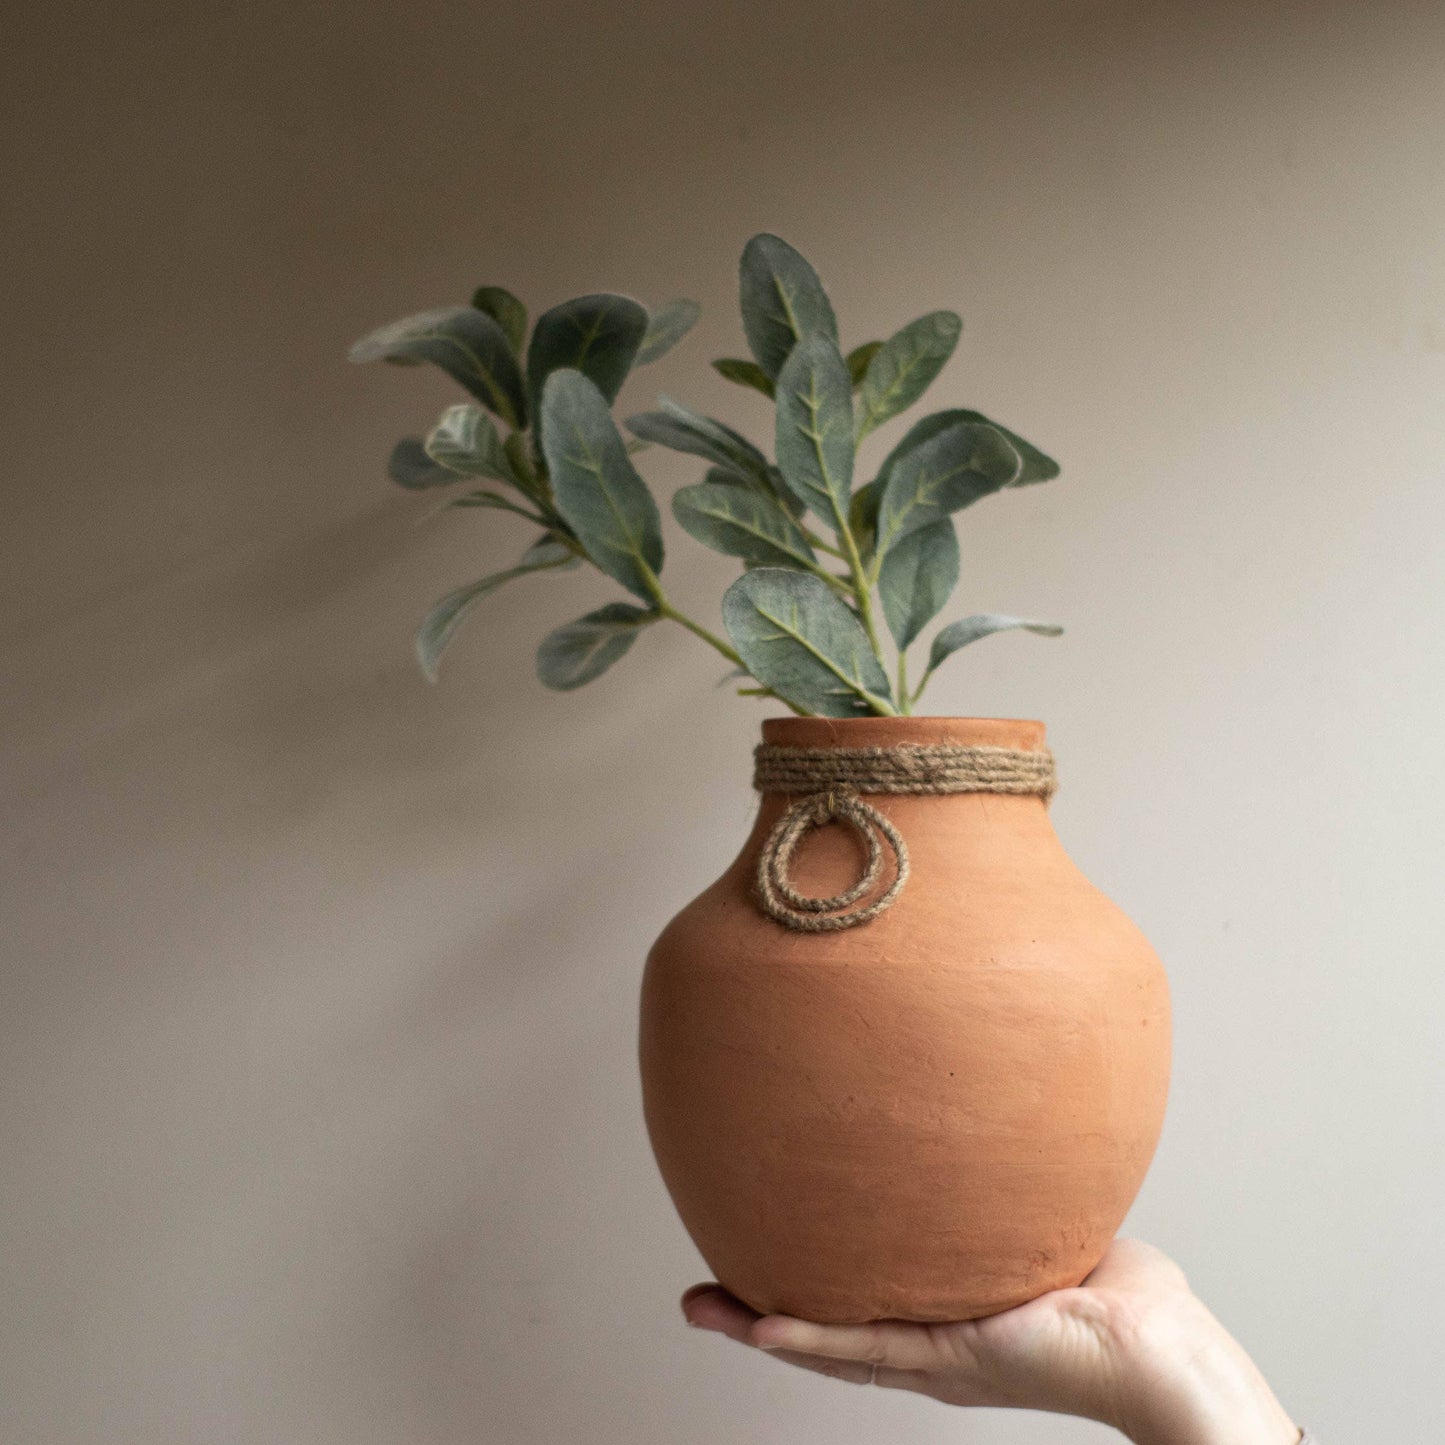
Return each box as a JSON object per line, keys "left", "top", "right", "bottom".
{"left": 3, "top": 1, "right": 1442, "bottom": 1441}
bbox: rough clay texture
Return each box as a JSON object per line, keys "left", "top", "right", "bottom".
{"left": 639, "top": 716, "right": 1172, "bottom": 1325}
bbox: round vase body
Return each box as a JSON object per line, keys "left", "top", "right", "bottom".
{"left": 639, "top": 717, "right": 1171, "bottom": 1324}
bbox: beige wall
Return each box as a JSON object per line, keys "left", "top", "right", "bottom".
{"left": 3, "top": 1, "right": 1443, "bottom": 1440}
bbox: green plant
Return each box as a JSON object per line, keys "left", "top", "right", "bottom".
{"left": 350, "top": 235, "right": 1062, "bottom": 716}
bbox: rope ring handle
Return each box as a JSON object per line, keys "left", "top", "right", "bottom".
{"left": 755, "top": 788, "right": 910, "bottom": 932}
{"left": 768, "top": 791, "right": 884, "bottom": 913}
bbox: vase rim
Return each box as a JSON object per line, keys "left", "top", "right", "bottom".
{"left": 759, "top": 716, "right": 1048, "bottom": 751}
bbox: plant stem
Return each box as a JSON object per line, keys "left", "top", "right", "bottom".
{"left": 804, "top": 530, "right": 846, "bottom": 559}
{"left": 810, "top": 566, "right": 856, "bottom": 598}
{"left": 896, "top": 652, "right": 911, "bottom": 715}
{"left": 831, "top": 503, "right": 890, "bottom": 687}
{"left": 654, "top": 595, "right": 744, "bottom": 668}
{"left": 743, "top": 687, "right": 808, "bottom": 715}
{"left": 655, "top": 590, "right": 807, "bottom": 715}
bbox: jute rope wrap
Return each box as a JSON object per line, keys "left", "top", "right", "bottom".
{"left": 753, "top": 743, "right": 1057, "bottom": 932}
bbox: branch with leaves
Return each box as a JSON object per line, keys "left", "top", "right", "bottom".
{"left": 350, "top": 234, "right": 1063, "bottom": 716}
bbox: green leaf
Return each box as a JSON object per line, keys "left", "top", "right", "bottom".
{"left": 874, "top": 420, "right": 1022, "bottom": 562}
{"left": 878, "top": 519, "right": 959, "bottom": 651}
{"left": 673, "top": 483, "right": 818, "bottom": 569}
{"left": 500, "top": 432, "right": 554, "bottom": 513}
{"left": 848, "top": 478, "right": 882, "bottom": 557}
{"left": 414, "top": 538, "right": 576, "bottom": 682}
{"left": 471, "top": 286, "right": 528, "bottom": 355}
{"left": 702, "top": 464, "right": 754, "bottom": 489}
{"left": 951, "top": 411, "right": 1059, "bottom": 487}
{"left": 689, "top": 463, "right": 793, "bottom": 514}
{"left": 854, "top": 312, "right": 962, "bottom": 442}
{"left": 766, "top": 471, "right": 808, "bottom": 521}
{"left": 519, "top": 535, "right": 579, "bottom": 567}
{"left": 721, "top": 569, "right": 893, "bottom": 717}
{"left": 625, "top": 397, "right": 772, "bottom": 484}
{"left": 738, "top": 234, "right": 839, "bottom": 379}
{"left": 636, "top": 299, "right": 701, "bottom": 365}
{"left": 350, "top": 307, "right": 528, "bottom": 428}
{"left": 922, "top": 615, "right": 1064, "bottom": 687}
{"left": 774, "top": 332, "right": 855, "bottom": 523}
{"left": 387, "top": 436, "right": 459, "bottom": 490}
{"left": 712, "top": 357, "right": 776, "bottom": 399}
{"left": 536, "top": 601, "right": 657, "bottom": 690}
{"left": 423, "top": 403, "right": 520, "bottom": 486}
{"left": 541, "top": 369, "right": 664, "bottom": 601}
{"left": 447, "top": 490, "right": 549, "bottom": 523}
{"left": 526, "top": 294, "right": 649, "bottom": 444}
{"left": 878, "top": 408, "right": 1059, "bottom": 490}
{"left": 845, "top": 341, "right": 883, "bottom": 387}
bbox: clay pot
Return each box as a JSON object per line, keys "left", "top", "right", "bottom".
{"left": 639, "top": 716, "right": 1171, "bottom": 1324}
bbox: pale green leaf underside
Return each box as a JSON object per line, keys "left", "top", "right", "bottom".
{"left": 854, "top": 311, "right": 962, "bottom": 441}
{"left": 536, "top": 601, "right": 657, "bottom": 689}
{"left": 739, "top": 233, "right": 839, "bottom": 380}
{"left": 350, "top": 307, "right": 527, "bottom": 428}
{"left": 542, "top": 369, "right": 663, "bottom": 601}
{"left": 415, "top": 538, "right": 575, "bottom": 682}
{"left": 875, "top": 420, "right": 1022, "bottom": 562}
{"left": 625, "top": 397, "right": 772, "bottom": 485}
{"left": 774, "top": 333, "right": 855, "bottom": 522}
{"left": 878, "top": 408, "right": 1060, "bottom": 491}
{"left": 672, "top": 482, "right": 818, "bottom": 570}
{"left": 924, "top": 614, "right": 1064, "bottom": 684}
{"left": 878, "top": 518, "right": 959, "bottom": 651}
{"left": 636, "top": 299, "right": 701, "bottom": 366}
{"left": 423, "top": 402, "right": 519, "bottom": 486}
{"left": 721, "top": 569, "right": 893, "bottom": 717}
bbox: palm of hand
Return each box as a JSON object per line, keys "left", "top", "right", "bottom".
{"left": 682, "top": 1238, "right": 1197, "bottom": 1432}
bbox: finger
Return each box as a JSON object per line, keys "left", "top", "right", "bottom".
{"left": 761, "top": 1351, "right": 936, "bottom": 1395}
{"left": 682, "top": 1284, "right": 761, "bottom": 1344}
{"left": 762, "top": 1348, "right": 876, "bottom": 1386}
{"left": 747, "top": 1313, "right": 949, "bottom": 1372}
{"left": 682, "top": 1293, "right": 938, "bottom": 1396}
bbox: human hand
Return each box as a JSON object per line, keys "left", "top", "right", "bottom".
{"left": 682, "top": 1239, "right": 1301, "bottom": 1445}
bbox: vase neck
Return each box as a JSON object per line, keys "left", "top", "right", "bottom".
{"left": 759, "top": 716, "right": 1047, "bottom": 753}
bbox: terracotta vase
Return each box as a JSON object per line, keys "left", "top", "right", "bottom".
{"left": 639, "top": 716, "right": 1171, "bottom": 1324}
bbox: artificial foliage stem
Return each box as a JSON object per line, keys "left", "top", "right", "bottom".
{"left": 804, "top": 530, "right": 846, "bottom": 559}
{"left": 832, "top": 502, "right": 890, "bottom": 682}
{"left": 813, "top": 568, "right": 857, "bottom": 598}
{"left": 896, "top": 652, "right": 912, "bottom": 715}
{"left": 640, "top": 566, "right": 750, "bottom": 675}
{"left": 655, "top": 596, "right": 745, "bottom": 669}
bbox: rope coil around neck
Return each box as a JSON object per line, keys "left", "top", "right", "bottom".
{"left": 752, "top": 742, "right": 1057, "bottom": 932}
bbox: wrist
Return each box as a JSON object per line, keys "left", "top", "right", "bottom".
{"left": 1112, "top": 1296, "right": 1299, "bottom": 1445}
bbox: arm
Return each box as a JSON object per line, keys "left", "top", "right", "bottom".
{"left": 682, "top": 1239, "right": 1304, "bottom": 1445}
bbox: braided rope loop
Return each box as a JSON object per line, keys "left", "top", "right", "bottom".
{"left": 755, "top": 788, "right": 909, "bottom": 932}
{"left": 751, "top": 742, "right": 1055, "bottom": 932}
